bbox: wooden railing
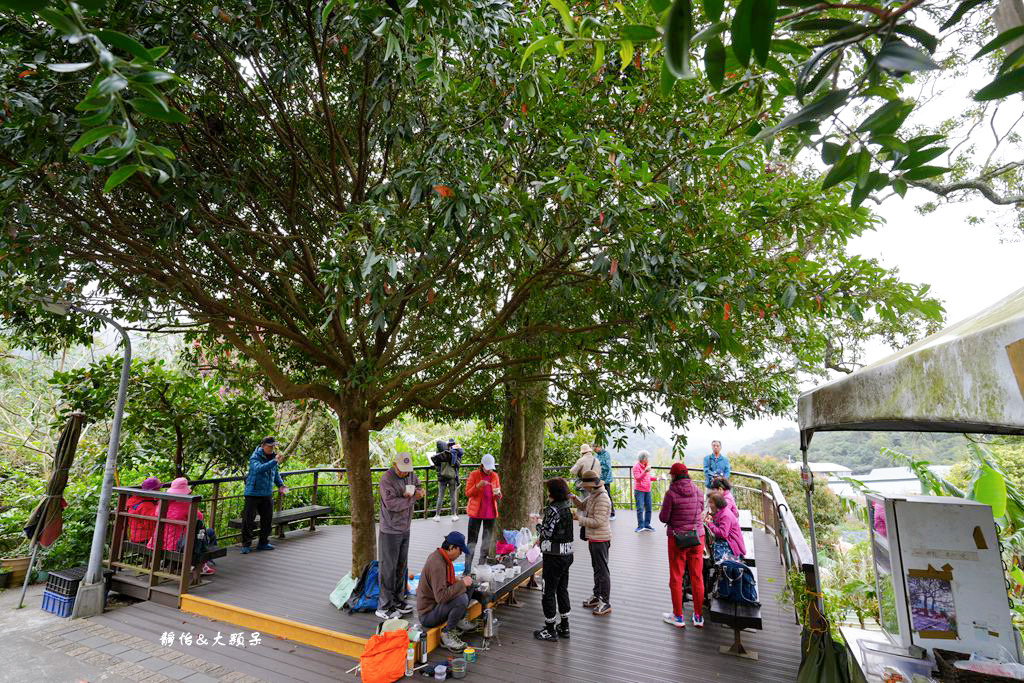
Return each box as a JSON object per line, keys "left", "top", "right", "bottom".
{"left": 107, "top": 487, "right": 201, "bottom": 599}
{"left": 105, "top": 462, "right": 822, "bottom": 626}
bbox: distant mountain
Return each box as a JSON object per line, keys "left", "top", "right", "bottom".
{"left": 606, "top": 430, "right": 672, "bottom": 464}
{"left": 738, "top": 427, "right": 972, "bottom": 474}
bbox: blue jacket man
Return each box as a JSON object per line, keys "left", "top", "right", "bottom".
{"left": 241, "top": 437, "right": 288, "bottom": 553}
{"left": 593, "top": 444, "right": 616, "bottom": 520}
{"left": 703, "top": 440, "right": 730, "bottom": 489}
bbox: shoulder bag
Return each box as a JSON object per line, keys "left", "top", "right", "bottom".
{"left": 672, "top": 487, "right": 703, "bottom": 549}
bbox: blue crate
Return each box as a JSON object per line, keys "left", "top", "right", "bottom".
{"left": 41, "top": 588, "right": 75, "bottom": 618}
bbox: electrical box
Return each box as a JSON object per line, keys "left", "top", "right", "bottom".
{"left": 866, "top": 494, "right": 1019, "bottom": 661}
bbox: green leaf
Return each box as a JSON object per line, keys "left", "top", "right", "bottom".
{"left": 130, "top": 98, "right": 188, "bottom": 123}
{"left": 704, "top": 36, "right": 726, "bottom": 89}
{"left": 70, "top": 125, "right": 121, "bottom": 153}
{"left": 80, "top": 144, "right": 132, "bottom": 165}
{"left": 521, "top": 35, "right": 557, "bottom": 68}
{"left": 876, "top": 40, "right": 939, "bottom": 72}
{"left": 591, "top": 41, "right": 606, "bottom": 74}
{"left": 46, "top": 62, "right": 93, "bottom": 72}
{"left": 795, "top": 43, "right": 844, "bottom": 101}
{"left": 660, "top": 60, "right": 676, "bottom": 96}
{"left": 975, "top": 25, "right": 1024, "bottom": 60}
{"left": 820, "top": 141, "right": 843, "bottom": 165}
{"left": 702, "top": 0, "right": 724, "bottom": 22}
{"left": 38, "top": 8, "right": 80, "bottom": 36}
{"left": 321, "top": 0, "right": 336, "bottom": 26}
{"left": 941, "top": 0, "right": 988, "bottom": 31}
{"left": 973, "top": 465, "right": 1007, "bottom": 518}
{"left": 97, "top": 74, "right": 128, "bottom": 95}
{"left": 892, "top": 24, "right": 938, "bottom": 54}
{"left": 619, "top": 39, "right": 634, "bottom": 70}
{"left": 103, "top": 164, "right": 142, "bottom": 192}
{"left": 900, "top": 165, "right": 949, "bottom": 180}
{"left": 94, "top": 29, "right": 152, "bottom": 62}
{"left": 895, "top": 146, "right": 947, "bottom": 169}
{"left": 892, "top": 178, "right": 907, "bottom": 197}
{"left": 664, "top": 0, "right": 693, "bottom": 78}
{"left": 781, "top": 284, "right": 797, "bottom": 308}
{"left": 692, "top": 21, "right": 727, "bottom": 45}
{"left": 974, "top": 67, "right": 1024, "bottom": 100}
{"left": 649, "top": 0, "right": 671, "bottom": 11}
{"left": 1012, "top": 566, "right": 1024, "bottom": 586}
{"left": 755, "top": 88, "right": 849, "bottom": 140}
{"left": 856, "top": 99, "right": 910, "bottom": 135}
{"left": 751, "top": 0, "right": 777, "bottom": 66}
{"left": 548, "top": 0, "right": 575, "bottom": 34}
{"left": 847, "top": 303, "right": 863, "bottom": 322}
{"left": 622, "top": 24, "right": 659, "bottom": 41}
{"left": 731, "top": 0, "right": 753, "bottom": 67}
{"left": 132, "top": 70, "right": 174, "bottom": 84}
{"left": 821, "top": 153, "right": 858, "bottom": 189}
{"left": 148, "top": 46, "right": 170, "bottom": 61}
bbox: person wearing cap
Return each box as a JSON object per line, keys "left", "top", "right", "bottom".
{"left": 570, "top": 469, "right": 612, "bottom": 616}
{"left": 126, "top": 477, "right": 161, "bottom": 543}
{"left": 431, "top": 438, "right": 462, "bottom": 522}
{"left": 377, "top": 452, "right": 424, "bottom": 619}
{"left": 417, "top": 531, "right": 476, "bottom": 652}
{"left": 463, "top": 454, "right": 501, "bottom": 576}
{"left": 659, "top": 462, "right": 706, "bottom": 628}
{"left": 148, "top": 477, "right": 216, "bottom": 575}
{"left": 568, "top": 444, "right": 599, "bottom": 495}
{"left": 241, "top": 437, "right": 289, "bottom": 554}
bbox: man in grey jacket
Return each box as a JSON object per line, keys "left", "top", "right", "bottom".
{"left": 376, "top": 452, "right": 424, "bottom": 619}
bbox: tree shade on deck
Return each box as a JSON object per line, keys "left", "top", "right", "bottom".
{"left": 160, "top": 516, "right": 803, "bottom": 682}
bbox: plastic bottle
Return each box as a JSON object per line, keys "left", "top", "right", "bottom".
{"left": 406, "top": 644, "right": 415, "bottom": 676}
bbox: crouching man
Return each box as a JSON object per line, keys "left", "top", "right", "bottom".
{"left": 417, "top": 531, "right": 477, "bottom": 652}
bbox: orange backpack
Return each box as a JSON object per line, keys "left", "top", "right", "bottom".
{"left": 360, "top": 630, "right": 410, "bottom": 683}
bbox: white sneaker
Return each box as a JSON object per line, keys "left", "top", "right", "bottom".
{"left": 375, "top": 608, "right": 399, "bottom": 620}
{"left": 451, "top": 515, "right": 459, "bottom": 522}
{"left": 433, "top": 515, "right": 441, "bottom": 522}
{"left": 662, "top": 612, "right": 685, "bottom": 628}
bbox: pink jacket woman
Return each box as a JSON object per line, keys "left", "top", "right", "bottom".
{"left": 708, "top": 506, "right": 745, "bottom": 557}
{"left": 632, "top": 461, "right": 654, "bottom": 492}
{"left": 148, "top": 477, "right": 203, "bottom": 552}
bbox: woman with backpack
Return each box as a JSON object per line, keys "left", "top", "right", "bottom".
{"left": 533, "top": 477, "right": 575, "bottom": 641}
{"left": 659, "top": 462, "right": 705, "bottom": 628}
{"left": 463, "top": 454, "right": 501, "bottom": 576}
{"left": 568, "top": 444, "right": 599, "bottom": 497}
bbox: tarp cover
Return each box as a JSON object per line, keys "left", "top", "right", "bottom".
{"left": 798, "top": 287, "right": 1024, "bottom": 447}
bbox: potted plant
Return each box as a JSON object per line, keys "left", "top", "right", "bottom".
{"left": 0, "top": 534, "right": 32, "bottom": 588}
{"left": 0, "top": 567, "right": 11, "bottom": 590}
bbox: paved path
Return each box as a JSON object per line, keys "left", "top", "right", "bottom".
{"left": 0, "top": 584, "right": 263, "bottom": 683}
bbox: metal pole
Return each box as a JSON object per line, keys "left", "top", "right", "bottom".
{"left": 72, "top": 309, "right": 131, "bottom": 618}
{"left": 801, "top": 445, "right": 826, "bottom": 626}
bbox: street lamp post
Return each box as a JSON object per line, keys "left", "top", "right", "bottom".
{"left": 66, "top": 306, "right": 131, "bottom": 619}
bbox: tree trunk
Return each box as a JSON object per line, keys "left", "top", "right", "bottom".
{"left": 337, "top": 402, "right": 376, "bottom": 576}
{"left": 499, "top": 374, "right": 548, "bottom": 536}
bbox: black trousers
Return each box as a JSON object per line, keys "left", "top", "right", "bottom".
{"left": 541, "top": 553, "right": 573, "bottom": 621}
{"left": 589, "top": 541, "right": 611, "bottom": 603}
{"left": 242, "top": 495, "right": 273, "bottom": 548}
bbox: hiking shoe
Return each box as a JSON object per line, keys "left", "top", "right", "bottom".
{"left": 663, "top": 613, "right": 685, "bottom": 628}
{"left": 441, "top": 629, "right": 467, "bottom": 651}
{"left": 256, "top": 543, "right": 275, "bottom": 551}
{"left": 555, "top": 620, "right": 570, "bottom": 639}
{"left": 610, "top": 512, "right": 617, "bottom": 520}
{"left": 592, "top": 602, "right": 611, "bottom": 616}
{"left": 374, "top": 608, "right": 399, "bottom": 620}
{"left": 643, "top": 526, "right": 656, "bottom": 532}
{"left": 239, "top": 546, "right": 252, "bottom": 555}
{"left": 451, "top": 515, "right": 459, "bottom": 522}
{"left": 582, "top": 596, "right": 600, "bottom": 608}
{"left": 433, "top": 514, "right": 442, "bottom": 522}
{"left": 692, "top": 615, "right": 704, "bottom": 628}
{"left": 200, "top": 562, "right": 216, "bottom": 576}
{"left": 456, "top": 619, "right": 476, "bottom": 632}
{"left": 533, "top": 625, "right": 558, "bottom": 641}
{"left": 635, "top": 527, "right": 643, "bottom": 533}
{"left": 395, "top": 602, "right": 414, "bottom": 615}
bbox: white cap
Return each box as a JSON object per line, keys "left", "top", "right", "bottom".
{"left": 481, "top": 454, "right": 497, "bottom": 471}
{"left": 395, "top": 452, "right": 414, "bottom": 473}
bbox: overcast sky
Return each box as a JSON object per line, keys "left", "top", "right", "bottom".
{"left": 668, "top": 190, "right": 1024, "bottom": 457}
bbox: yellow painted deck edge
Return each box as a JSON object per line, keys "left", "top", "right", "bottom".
{"left": 178, "top": 594, "right": 367, "bottom": 659}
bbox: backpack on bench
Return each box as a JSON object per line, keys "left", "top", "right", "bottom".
{"left": 713, "top": 557, "right": 760, "bottom": 607}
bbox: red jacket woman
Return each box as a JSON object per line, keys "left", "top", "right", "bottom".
{"left": 462, "top": 455, "right": 501, "bottom": 576}
{"left": 658, "top": 463, "right": 705, "bottom": 628}
{"left": 126, "top": 477, "right": 161, "bottom": 543}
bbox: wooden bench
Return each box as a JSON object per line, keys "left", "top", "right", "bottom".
{"left": 708, "top": 565, "right": 761, "bottom": 660}
{"left": 738, "top": 509, "right": 753, "bottom": 531}
{"left": 228, "top": 504, "right": 331, "bottom": 538}
{"left": 120, "top": 540, "right": 227, "bottom": 586}
{"left": 742, "top": 531, "right": 755, "bottom": 567}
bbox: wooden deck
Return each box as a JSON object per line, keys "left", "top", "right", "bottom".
{"left": 134, "top": 516, "right": 802, "bottom": 681}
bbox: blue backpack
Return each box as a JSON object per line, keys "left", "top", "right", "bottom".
{"left": 714, "top": 558, "right": 759, "bottom": 607}
{"left": 346, "top": 560, "right": 381, "bottom": 613}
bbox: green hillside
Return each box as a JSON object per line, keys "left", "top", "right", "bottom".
{"left": 739, "top": 428, "right": 972, "bottom": 474}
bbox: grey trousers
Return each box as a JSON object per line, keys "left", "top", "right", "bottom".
{"left": 419, "top": 592, "right": 469, "bottom": 630}
{"left": 435, "top": 479, "right": 458, "bottom": 516}
{"left": 463, "top": 517, "right": 495, "bottom": 576}
{"left": 378, "top": 531, "right": 409, "bottom": 610}
{"left": 589, "top": 541, "right": 611, "bottom": 603}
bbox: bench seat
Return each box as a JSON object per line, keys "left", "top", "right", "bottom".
{"left": 228, "top": 504, "right": 331, "bottom": 529}
{"left": 708, "top": 565, "right": 761, "bottom": 630}
{"left": 742, "top": 530, "right": 755, "bottom": 567}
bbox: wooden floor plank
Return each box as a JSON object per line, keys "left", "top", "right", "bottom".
{"left": 103, "top": 516, "right": 803, "bottom": 682}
